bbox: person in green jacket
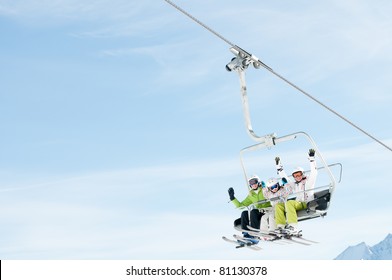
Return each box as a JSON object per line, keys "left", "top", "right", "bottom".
{"left": 228, "top": 175, "right": 272, "bottom": 235}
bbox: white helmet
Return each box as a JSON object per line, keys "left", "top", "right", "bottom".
{"left": 292, "top": 167, "right": 304, "bottom": 176}
{"left": 292, "top": 167, "right": 305, "bottom": 182}
{"left": 248, "top": 175, "right": 261, "bottom": 187}
{"left": 266, "top": 178, "right": 280, "bottom": 190}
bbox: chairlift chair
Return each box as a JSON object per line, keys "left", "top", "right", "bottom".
{"left": 227, "top": 46, "right": 343, "bottom": 222}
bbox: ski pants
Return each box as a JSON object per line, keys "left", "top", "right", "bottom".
{"left": 234, "top": 209, "right": 263, "bottom": 231}
{"left": 275, "top": 200, "right": 307, "bottom": 226}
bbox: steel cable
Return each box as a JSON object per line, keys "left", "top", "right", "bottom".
{"left": 164, "top": 0, "right": 392, "bottom": 152}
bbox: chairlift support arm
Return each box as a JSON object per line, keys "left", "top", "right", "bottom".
{"left": 226, "top": 50, "right": 338, "bottom": 196}
{"left": 226, "top": 46, "right": 274, "bottom": 144}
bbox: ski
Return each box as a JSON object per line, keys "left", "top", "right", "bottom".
{"left": 232, "top": 225, "right": 317, "bottom": 246}
{"left": 232, "top": 235, "right": 263, "bottom": 250}
{"left": 246, "top": 226, "right": 315, "bottom": 246}
{"left": 222, "top": 236, "right": 262, "bottom": 250}
{"left": 291, "top": 235, "right": 319, "bottom": 244}
{"left": 279, "top": 228, "right": 319, "bottom": 244}
{"left": 246, "top": 225, "right": 270, "bottom": 233}
{"left": 222, "top": 236, "right": 249, "bottom": 249}
{"left": 279, "top": 235, "right": 312, "bottom": 246}
{"left": 233, "top": 234, "right": 260, "bottom": 245}
{"left": 233, "top": 227, "right": 273, "bottom": 240}
{"left": 233, "top": 227, "right": 289, "bottom": 244}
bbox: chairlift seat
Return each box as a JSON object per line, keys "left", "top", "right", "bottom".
{"left": 297, "top": 189, "right": 331, "bottom": 222}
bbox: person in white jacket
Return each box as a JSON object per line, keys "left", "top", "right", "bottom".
{"left": 274, "top": 148, "right": 318, "bottom": 235}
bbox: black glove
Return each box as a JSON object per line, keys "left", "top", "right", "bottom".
{"left": 308, "top": 149, "right": 315, "bottom": 157}
{"left": 275, "top": 156, "right": 283, "bottom": 173}
{"left": 228, "top": 187, "right": 235, "bottom": 201}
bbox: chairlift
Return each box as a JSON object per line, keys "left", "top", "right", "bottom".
{"left": 226, "top": 46, "right": 343, "bottom": 222}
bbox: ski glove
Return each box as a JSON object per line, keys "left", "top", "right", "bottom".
{"left": 308, "top": 148, "right": 315, "bottom": 161}
{"left": 228, "top": 187, "right": 235, "bottom": 201}
{"left": 275, "top": 156, "right": 283, "bottom": 172}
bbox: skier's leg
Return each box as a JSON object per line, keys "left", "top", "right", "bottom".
{"left": 233, "top": 217, "right": 241, "bottom": 227}
{"left": 249, "top": 208, "right": 263, "bottom": 230}
{"left": 240, "top": 210, "right": 250, "bottom": 230}
{"left": 260, "top": 209, "right": 269, "bottom": 232}
{"left": 274, "top": 203, "right": 286, "bottom": 228}
{"left": 268, "top": 207, "right": 276, "bottom": 232}
{"left": 286, "top": 200, "right": 306, "bottom": 225}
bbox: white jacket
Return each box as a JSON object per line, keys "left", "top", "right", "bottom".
{"left": 276, "top": 156, "right": 317, "bottom": 202}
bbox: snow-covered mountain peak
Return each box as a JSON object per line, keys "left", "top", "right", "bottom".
{"left": 335, "top": 234, "right": 392, "bottom": 260}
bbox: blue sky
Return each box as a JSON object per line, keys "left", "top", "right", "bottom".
{"left": 1, "top": 0, "right": 392, "bottom": 259}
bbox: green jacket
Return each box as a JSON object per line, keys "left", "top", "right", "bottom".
{"left": 231, "top": 189, "right": 271, "bottom": 209}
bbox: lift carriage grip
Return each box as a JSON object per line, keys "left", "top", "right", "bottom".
{"left": 230, "top": 46, "right": 273, "bottom": 71}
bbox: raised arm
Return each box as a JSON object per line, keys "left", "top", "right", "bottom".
{"left": 305, "top": 149, "right": 318, "bottom": 199}
{"left": 275, "top": 156, "right": 290, "bottom": 182}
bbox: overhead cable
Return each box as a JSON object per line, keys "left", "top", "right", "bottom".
{"left": 163, "top": 0, "right": 392, "bottom": 152}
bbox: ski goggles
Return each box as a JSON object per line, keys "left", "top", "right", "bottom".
{"left": 269, "top": 183, "right": 280, "bottom": 191}
{"left": 248, "top": 178, "right": 259, "bottom": 186}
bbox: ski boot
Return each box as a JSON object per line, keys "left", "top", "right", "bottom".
{"left": 284, "top": 225, "right": 302, "bottom": 237}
